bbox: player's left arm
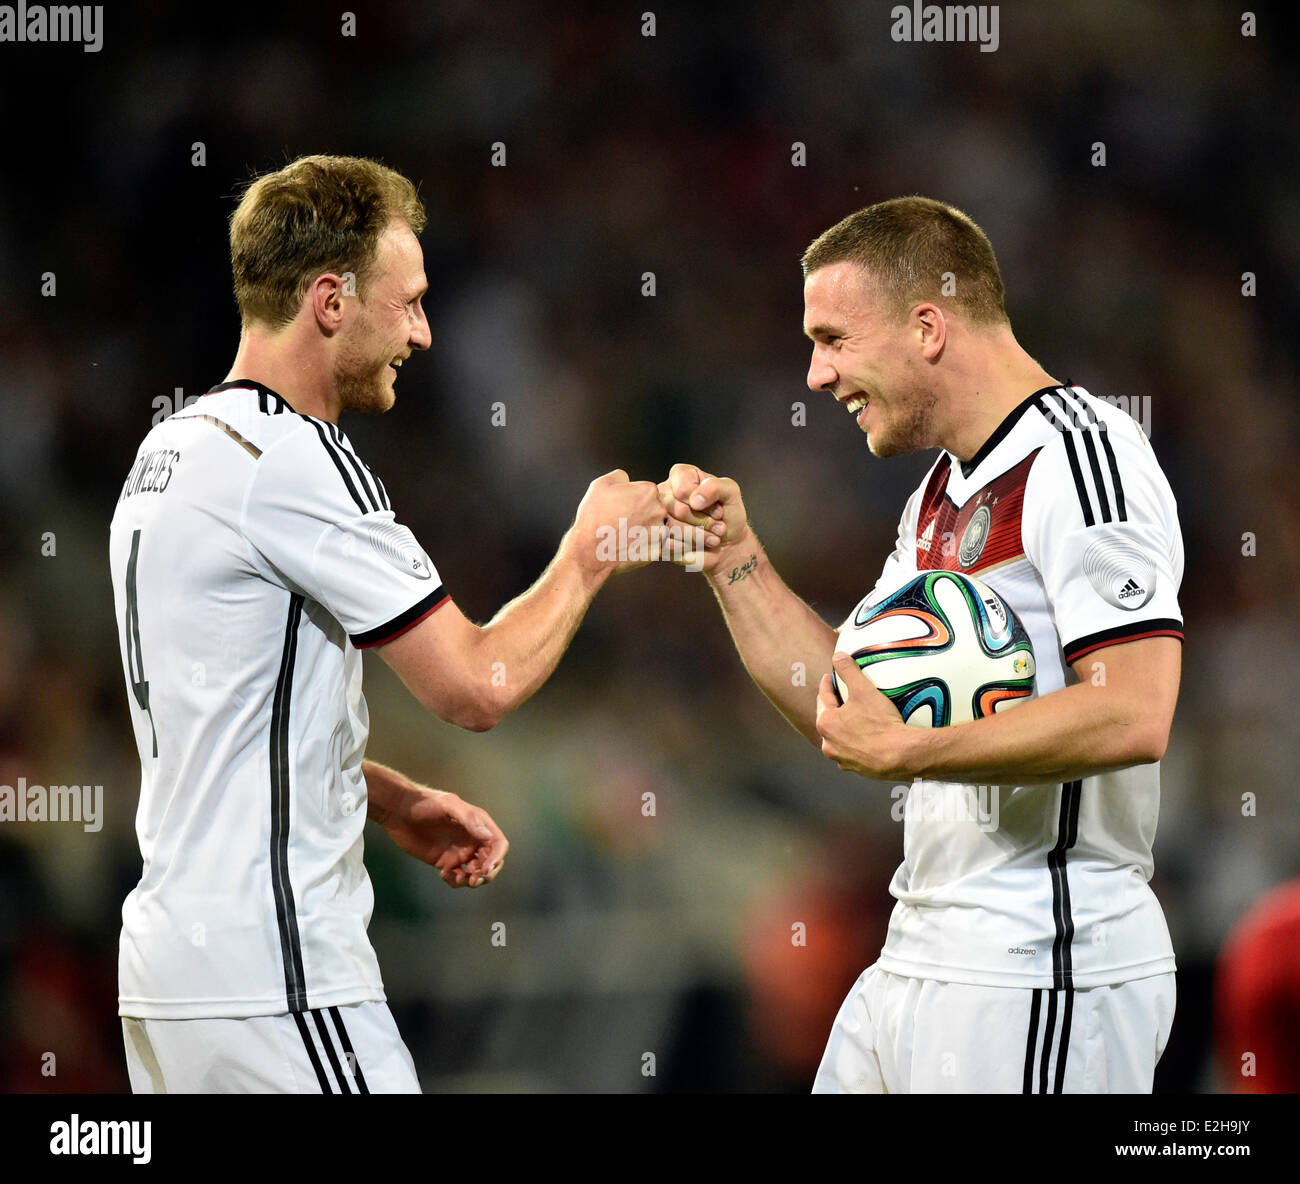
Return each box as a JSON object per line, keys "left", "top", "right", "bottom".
{"left": 362, "top": 759, "right": 508, "bottom": 887}
{"left": 816, "top": 636, "right": 1181, "bottom": 784}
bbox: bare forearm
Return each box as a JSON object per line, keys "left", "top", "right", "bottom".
{"left": 475, "top": 529, "right": 608, "bottom": 718}
{"left": 708, "top": 538, "right": 837, "bottom": 745}
{"left": 903, "top": 681, "right": 1162, "bottom": 785}
{"left": 361, "top": 759, "right": 509, "bottom": 886}
{"left": 362, "top": 760, "right": 430, "bottom": 825}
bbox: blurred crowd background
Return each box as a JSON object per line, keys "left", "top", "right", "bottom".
{"left": 1, "top": 0, "right": 1297, "bottom": 1092}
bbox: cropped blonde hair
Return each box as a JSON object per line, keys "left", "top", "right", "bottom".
{"left": 229, "top": 154, "right": 426, "bottom": 328}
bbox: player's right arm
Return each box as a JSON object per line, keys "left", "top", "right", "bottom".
{"left": 660, "top": 464, "right": 836, "bottom": 746}
{"left": 377, "top": 469, "right": 684, "bottom": 731}
{"left": 242, "top": 423, "right": 681, "bottom": 733}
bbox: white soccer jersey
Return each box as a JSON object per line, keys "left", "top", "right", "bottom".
{"left": 856, "top": 385, "right": 1184, "bottom": 990}
{"left": 109, "top": 381, "right": 448, "bottom": 1019}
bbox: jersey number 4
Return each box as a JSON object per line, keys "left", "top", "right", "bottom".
{"left": 124, "top": 529, "right": 159, "bottom": 757}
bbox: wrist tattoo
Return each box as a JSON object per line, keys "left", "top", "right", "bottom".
{"left": 727, "top": 554, "right": 759, "bottom": 585}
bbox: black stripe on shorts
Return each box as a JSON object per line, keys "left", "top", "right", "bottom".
{"left": 293, "top": 1011, "right": 333, "bottom": 1093}
{"left": 329, "top": 1007, "right": 371, "bottom": 1094}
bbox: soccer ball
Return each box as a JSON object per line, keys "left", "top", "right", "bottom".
{"left": 831, "top": 571, "right": 1036, "bottom": 727}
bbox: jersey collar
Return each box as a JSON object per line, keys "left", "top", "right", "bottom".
{"left": 206, "top": 378, "right": 295, "bottom": 416}
{"left": 958, "top": 383, "right": 1066, "bottom": 479}
{"left": 206, "top": 378, "right": 288, "bottom": 402}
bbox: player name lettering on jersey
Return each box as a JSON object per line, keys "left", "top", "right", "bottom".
{"left": 118, "top": 448, "right": 180, "bottom": 502}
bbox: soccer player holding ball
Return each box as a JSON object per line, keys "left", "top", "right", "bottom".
{"left": 661, "top": 198, "right": 1184, "bottom": 1093}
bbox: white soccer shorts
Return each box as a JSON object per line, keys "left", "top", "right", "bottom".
{"left": 812, "top": 964, "right": 1175, "bottom": 1093}
{"left": 121, "top": 1001, "right": 421, "bottom": 1093}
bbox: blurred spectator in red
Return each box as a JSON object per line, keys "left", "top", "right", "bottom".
{"left": 1215, "top": 878, "right": 1300, "bottom": 1093}
{"left": 741, "top": 827, "right": 894, "bottom": 1087}
{"left": 1, "top": 929, "right": 126, "bottom": 1093}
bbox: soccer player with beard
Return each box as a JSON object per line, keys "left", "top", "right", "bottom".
{"left": 109, "top": 155, "right": 676, "bottom": 1092}
{"left": 661, "top": 197, "right": 1185, "bottom": 1093}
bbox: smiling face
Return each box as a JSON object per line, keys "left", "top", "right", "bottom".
{"left": 333, "top": 217, "right": 431, "bottom": 414}
{"left": 803, "top": 262, "right": 939, "bottom": 458}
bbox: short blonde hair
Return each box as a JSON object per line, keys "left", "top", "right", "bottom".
{"left": 802, "top": 196, "right": 1008, "bottom": 325}
{"left": 229, "top": 154, "right": 427, "bottom": 328}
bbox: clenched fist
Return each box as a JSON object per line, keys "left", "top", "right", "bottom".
{"left": 566, "top": 469, "right": 718, "bottom": 578}
{"left": 658, "top": 463, "right": 751, "bottom": 576}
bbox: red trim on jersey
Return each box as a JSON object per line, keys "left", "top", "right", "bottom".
{"left": 917, "top": 455, "right": 952, "bottom": 523}
{"left": 915, "top": 451, "right": 1040, "bottom": 574}
{"left": 1064, "top": 626, "right": 1184, "bottom": 666}
{"left": 353, "top": 593, "right": 450, "bottom": 649}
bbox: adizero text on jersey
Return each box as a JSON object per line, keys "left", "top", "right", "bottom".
{"left": 110, "top": 381, "right": 448, "bottom": 1019}
{"left": 858, "top": 385, "right": 1183, "bottom": 990}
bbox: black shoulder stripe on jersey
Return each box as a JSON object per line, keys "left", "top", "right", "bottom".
{"left": 1035, "top": 391, "right": 1061, "bottom": 425}
{"left": 329, "top": 1007, "right": 371, "bottom": 1093}
{"left": 1061, "top": 425, "right": 1096, "bottom": 527}
{"left": 1022, "top": 989, "right": 1043, "bottom": 1093}
{"left": 312, "top": 1008, "right": 355, "bottom": 1094}
{"left": 363, "top": 463, "right": 392, "bottom": 512}
{"left": 1049, "top": 390, "right": 1084, "bottom": 430}
{"left": 1067, "top": 434, "right": 1097, "bottom": 526}
{"left": 331, "top": 424, "right": 392, "bottom": 512}
{"left": 1049, "top": 780, "right": 1081, "bottom": 993}
{"left": 292, "top": 1011, "right": 333, "bottom": 1093}
{"left": 1056, "top": 388, "right": 1130, "bottom": 523}
{"left": 1098, "top": 427, "right": 1127, "bottom": 521}
{"left": 302, "top": 418, "right": 373, "bottom": 515}
{"left": 1034, "top": 391, "right": 1075, "bottom": 437}
{"left": 271, "top": 594, "right": 310, "bottom": 1014}
{"left": 326, "top": 422, "right": 384, "bottom": 514}
{"left": 1058, "top": 386, "right": 1098, "bottom": 425}
{"left": 1078, "top": 424, "right": 1113, "bottom": 522}
{"left": 1036, "top": 394, "right": 1112, "bottom": 526}
{"left": 1057, "top": 389, "right": 1117, "bottom": 523}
